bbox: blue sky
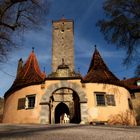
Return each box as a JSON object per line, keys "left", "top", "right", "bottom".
{"left": 0, "top": 0, "right": 137, "bottom": 97}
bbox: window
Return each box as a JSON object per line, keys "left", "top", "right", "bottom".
{"left": 128, "top": 98, "right": 133, "bottom": 110}
{"left": 17, "top": 95, "right": 36, "bottom": 110}
{"left": 95, "top": 92, "right": 116, "bottom": 106}
{"left": 96, "top": 94, "right": 105, "bottom": 106}
{"left": 17, "top": 98, "right": 25, "bottom": 110}
{"left": 106, "top": 95, "right": 115, "bottom": 106}
{"left": 26, "top": 95, "right": 36, "bottom": 109}
{"left": 137, "top": 80, "right": 140, "bottom": 86}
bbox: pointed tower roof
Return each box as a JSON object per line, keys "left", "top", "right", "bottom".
{"left": 83, "top": 47, "right": 123, "bottom": 86}
{"left": 5, "top": 49, "right": 46, "bottom": 98}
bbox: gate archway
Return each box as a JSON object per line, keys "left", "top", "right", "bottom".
{"left": 40, "top": 81, "right": 87, "bottom": 124}
{"left": 55, "top": 102, "right": 69, "bottom": 123}
{"left": 52, "top": 88, "right": 81, "bottom": 124}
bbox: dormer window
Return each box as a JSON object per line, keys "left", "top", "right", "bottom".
{"left": 137, "top": 80, "right": 140, "bottom": 86}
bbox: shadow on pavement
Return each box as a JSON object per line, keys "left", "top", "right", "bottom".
{"left": 0, "top": 124, "right": 85, "bottom": 138}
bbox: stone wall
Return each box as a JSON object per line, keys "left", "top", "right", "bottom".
{"left": 131, "top": 92, "right": 140, "bottom": 125}
{"left": 3, "top": 79, "right": 135, "bottom": 125}
{"left": 52, "top": 19, "right": 74, "bottom": 72}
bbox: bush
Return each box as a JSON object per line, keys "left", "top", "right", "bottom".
{"left": 108, "top": 110, "right": 137, "bottom": 126}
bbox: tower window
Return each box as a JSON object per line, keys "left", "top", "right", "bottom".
{"left": 96, "top": 93, "right": 105, "bottom": 106}
{"left": 26, "top": 95, "right": 36, "bottom": 109}
{"left": 95, "top": 92, "right": 116, "bottom": 106}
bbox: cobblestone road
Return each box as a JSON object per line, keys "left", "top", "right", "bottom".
{"left": 0, "top": 124, "right": 140, "bottom": 140}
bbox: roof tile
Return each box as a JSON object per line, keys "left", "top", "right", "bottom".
{"left": 83, "top": 48, "right": 123, "bottom": 86}
{"left": 4, "top": 50, "right": 46, "bottom": 97}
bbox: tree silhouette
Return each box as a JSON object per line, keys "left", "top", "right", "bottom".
{"left": 97, "top": 0, "right": 140, "bottom": 76}
{"left": 0, "top": 0, "right": 49, "bottom": 62}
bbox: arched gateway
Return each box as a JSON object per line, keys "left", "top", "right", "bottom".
{"left": 55, "top": 102, "right": 69, "bottom": 123}
{"left": 40, "top": 81, "right": 87, "bottom": 124}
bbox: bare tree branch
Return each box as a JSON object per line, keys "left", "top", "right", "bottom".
{"left": 97, "top": 0, "right": 140, "bottom": 76}
{"left": 0, "top": 0, "right": 49, "bottom": 63}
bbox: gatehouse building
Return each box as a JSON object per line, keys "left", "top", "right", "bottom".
{"left": 3, "top": 18, "right": 138, "bottom": 125}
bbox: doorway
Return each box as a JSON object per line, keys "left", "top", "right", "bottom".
{"left": 55, "top": 102, "right": 69, "bottom": 123}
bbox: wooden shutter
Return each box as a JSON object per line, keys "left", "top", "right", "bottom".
{"left": 17, "top": 98, "right": 25, "bottom": 110}
{"left": 106, "top": 95, "right": 115, "bottom": 106}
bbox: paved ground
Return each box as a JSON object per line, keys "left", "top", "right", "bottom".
{"left": 0, "top": 124, "right": 140, "bottom": 140}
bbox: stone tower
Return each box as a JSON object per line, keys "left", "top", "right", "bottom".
{"left": 52, "top": 18, "right": 74, "bottom": 72}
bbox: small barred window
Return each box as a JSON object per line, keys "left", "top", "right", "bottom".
{"left": 96, "top": 94, "right": 105, "bottom": 106}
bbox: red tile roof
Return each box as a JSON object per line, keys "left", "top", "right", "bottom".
{"left": 83, "top": 48, "right": 125, "bottom": 87}
{"left": 122, "top": 77, "right": 140, "bottom": 92}
{"left": 4, "top": 50, "right": 46, "bottom": 98}
{"left": 18, "top": 50, "right": 46, "bottom": 80}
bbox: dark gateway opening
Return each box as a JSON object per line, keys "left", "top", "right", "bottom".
{"left": 55, "top": 102, "right": 69, "bottom": 123}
